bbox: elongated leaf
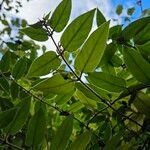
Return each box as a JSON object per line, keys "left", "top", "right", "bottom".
{"left": 123, "top": 47, "right": 150, "bottom": 83}
{"left": 50, "top": 115, "right": 73, "bottom": 150}
{"left": 6, "top": 98, "right": 31, "bottom": 134}
{"left": 33, "top": 74, "right": 74, "bottom": 94}
{"left": 134, "top": 22, "right": 150, "bottom": 44}
{"left": 76, "top": 90, "right": 97, "bottom": 109}
{"left": 134, "top": 92, "right": 150, "bottom": 117}
{"left": 70, "top": 131, "right": 91, "bottom": 150}
{"left": 49, "top": 0, "right": 71, "bottom": 32}
{"left": 122, "top": 16, "right": 150, "bottom": 41}
{"left": 75, "top": 21, "right": 109, "bottom": 72}
{"left": 25, "top": 105, "right": 46, "bottom": 147}
{"left": 0, "top": 108, "right": 17, "bottom": 129}
{"left": 12, "top": 57, "right": 27, "bottom": 79}
{"left": 0, "top": 77, "right": 9, "bottom": 95}
{"left": 68, "top": 101, "right": 84, "bottom": 112}
{"left": 20, "top": 27, "right": 48, "bottom": 41}
{"left": 55, "top": 90, "right": 74, "bottom": 105}
{"left": 87, "top": 72, "right": 126, "bottom": 93}
{"left": 96, "top": 9, "right": 106, "bottom": 27}
{"left": 27, "top": 51, "right": 61, "bottom": 77}
{"left": 61, "top": 9, "right": 95, "bottom": 52}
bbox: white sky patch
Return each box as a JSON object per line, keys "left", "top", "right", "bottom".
{"left": 15, "top": 0, "right": 120, "bottom": 50}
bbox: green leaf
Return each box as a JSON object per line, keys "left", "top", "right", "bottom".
{"left": 116, "top": 4, "right": 123, "bottom": 15}
{"left": 49, "top": 0, "right": 72, "bottom": 32}
{"left": 87, "top": 72, "right": 126, "bottom": 93}
{"left": 27, "top": 51, "right": 61, "bottom": 77}
{"left": 76, "top": 90, "right": 97, "bottom": 109}
{"left": 0, "top": 51, "right": 11, "bottom": 72}
{"left": 70, "top": 131, "right": 91, "bottom": 150}
{"left": 25, "top": 104, "right": 46, "bottom": 147}
{"left": 6, "top": 98, "right": 31, "bottom": 134}
{"left": 0, "top": 108, "right": 17, "bottom": 129}
{"left": 55, "top": 90, "right": 74, "bottom": 105}
{"left": 68, "top": 101, "right": 84, "bottom": 113}
{"left": 20, "top": 27, "right": 48, "bottom": 41}
{"left": 123, "top": 47, "right": 150, "bottom": 83}
{"left": 74, "top": 21, "right": 109, "bottom": 72}
{"left": 96, "top": 8, "right": 106, "bottom": 27}
{"left": 104, "top": 134, "right": 121, "bottom": 150}
{"left": 134, "top": 92, "right": 150, "bottom": 117}
{"left": 127, "top": 7, "right": 135, "bottom": 16}
{"left": 137, "top": 41, "right": 150, "bottom": 55}
{"left": 0, "top": 77, "right": 9, "bottom": 95}
{"left": 12, "top": 57, "right": 27, "bottom": 79}
{"left": 33, "top": 74, "right": 74, "bottom": 95}
{"left": 10, "top": 81, "right": 19, "bottom": 99}
{"left": 99, "top": 43, "right": 117, "bottom": 66}
{"left": 122, "top": 16, "right": 150, "bottom": 41}
{"left": 134, "top": 22, "right": 150, "bottom": 44}
{"left": 50, "top": 115, "right": 73, "bottom": 150}
{"left": 61, "top": 9, "right": 95, "bottom": 52}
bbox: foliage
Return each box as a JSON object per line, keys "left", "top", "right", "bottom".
{"left": 0, "top": 0, "right": 150, "bottom": 149}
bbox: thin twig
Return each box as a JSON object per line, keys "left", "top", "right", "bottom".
{"left": 43, "top": 22, "right": 143, "bottom": 128}
{"left": 0, "top": 138, "right": 24, "bottom": 150}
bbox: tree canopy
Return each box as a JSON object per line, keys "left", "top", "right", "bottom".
{"left": 0, "top": 0, "right": 150, "bottom": 149}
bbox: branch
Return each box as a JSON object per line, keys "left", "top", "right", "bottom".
{"left": 0, "top": 137, "right": 24, "bottom": 150}
{"left": 43, "top": 22, "right": 143, "bottom": 129}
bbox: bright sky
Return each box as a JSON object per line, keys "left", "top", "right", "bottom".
{"left": 12, "top": 0, "right": 150, "bottom": 50}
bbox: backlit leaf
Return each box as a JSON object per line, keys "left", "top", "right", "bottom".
{"left": 25, "top": 103, "right": 46, "bottom": 147}
{"left": 49, "top": 0, "right": 71, "bottom": 32}
{"left": 70, "top": 131, "right": 91, "bottom": 150}
{"left": 20, "top": 27, "right": 48, "bottom": 41}
{"left": 74, "top": 21, "right": 109, "bottom": 72}
{"left": 123, "top": 47, "right": 150, "bottom": 83}
{"left": 61, "top": 9, "right": 95, "bottom": 52}
{"left": 12, "top": 57, "right": 27, "bottom": 79}
{"left": 87, "top": 72, "right": 126, "bottom": 93}
{"left": 27, "top": 51, "right": 61, "bottom": 77}
{"left": 116, "top": 4, "right": 123, "bottom": 15}
{"left": 50, "top": 115, "right": 73, "bottom": 150}
{"left": 96, "top": 8, "right": 106, "bottom": 27}
{"left": 33, "top": 74, "right": 74, "bottom": 94}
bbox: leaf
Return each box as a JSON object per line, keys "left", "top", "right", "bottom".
{"left": 10, "top": 81, "right": 19, "bottom": 99}
{"left": 87, "top": 72, "right": 126, "bottom": 93}
{"left": 27, "top": 51, "right": 61, "bottom": 77}
{"left": 0, "top": 77, "right": 9, "bottom": 95}
{"left": 6, "top": 98, "right": 31, "bottom": 134}
{"left": 25, "top": 104, "right": 46, "bottom": 147}
{"left": 104, "top": 134, "right": 121, "bottom": 150}
{"left": 74, "top": 21, "right": 109, "bottom": 72}
{"left": 127, "top": 7, "right": 135, "bottom": 16}
{"left": 12, "top": 57, "right": 27, "bottom": 79}
{"left": 96, "top": 8, "right": 106, "bottom": 27}
{"left": 0, "top": 108, "right": 17, "bottom": 129}
{"left": 20, "top": 27, "right": 48, "bottom": 41}
{"left": 50, "top": 115, "right": 73, "bottom": 150}
{"left": 76, "top": 90, "right": 97, "bottom": 109}
{"left": 33, "top": 74, "right": 74, "bottom": 95}
{"left": 134, "top": 22, "right": 150, "bottom": 44}
{"left": 123, "top": 47, "right": 150, "bottom": 83}
{"left": 116, "top": 4, "right": 123, "bottom": 15}
{"left": 60, "top": 9, "right": 95, "bottom": 52}
{"left": 122, "top": 16, "right": 150, "bottom": 41}
{"left": 99, "top": 43, "right": 117, "bottom": 66}
{"left": 49, "top": 0, "right": 71, "bottom": 32}
{"left": 134, "top": 92, "right": 150, "bottom": 117}
{"left": 68, "top": 101, "right": 84, "bottom": 113}
{"left": 55, "top": 90, "right": 74, "bottom": 105}
{"left": 70, "top": 131, "right": 91, "bottom": 150}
